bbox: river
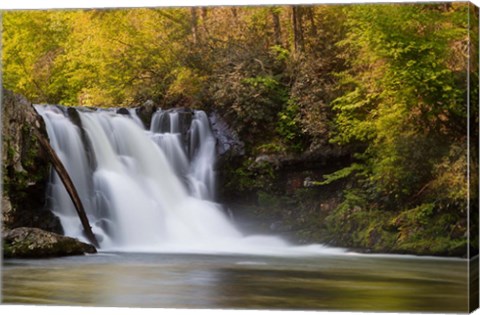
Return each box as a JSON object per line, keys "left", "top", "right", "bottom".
{"left": 2, "top": 251, "right": 468, "bottom": 312}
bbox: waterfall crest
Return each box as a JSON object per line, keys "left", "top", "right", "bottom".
{"left": 36, "top": 105, "right": 344, "bottom": 255}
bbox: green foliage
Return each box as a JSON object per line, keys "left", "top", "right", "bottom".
{"left": 391, "top": 203, "right": 467, "bottom": 256}
{"left": 256, "top": 142, "right": 286, "bottom": 154}
{"left": 257, "top": 191, "right": 293, "bottom": 208}
{"left": 276, "top": 100, "right": 306, "bottom": 152}
{"left": 325, "top": 27, "right": 470, "bottom": 253}
{"left": 329, "top": 3, "right": 470, "bottom": 212}
{"left": 227, "top": 158, "right": 277, "bottom": 194}
{"left": 396, "top": 203, "right": 435, "bottom": 226}
{"left": 3, "top": 11, "right": 71, "bottom": 103}
{"left": 270, "top": 45, "right": 289, "bottom": 62}
{"left": 242, "top": 75, "right": 279, "bottom": 89}
{"left": 318, "top": 163, "right": 364, "bottom": 186}
{"left": 324, "top": 189, "right": 396, "bottom": 250}
{"left": 3, "top": 8, "right": 194, "bottom": 106}
{"left": 211, "top": 71, "right": 289, "bottom": 146}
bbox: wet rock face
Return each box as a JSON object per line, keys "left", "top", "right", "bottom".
{"left": 4, "top": 194, "right": 64, "bottom": 235}
{"left": 1, "top": 89, "right": 62, "bottom": 234}
{"left": 177, "top": 109, "right": 194, "bottom": 139}
{"left": 136, "top": 100, "right": 158, "bottom": 129}
{"left": 209, "top": 112, "right": 244, "bottom": 157}
{"left": 209, "top": 112, "right": 246, "bottom": 203}
{"left": 2, "top": 89, "right": 45, "bottom": 176}
{"left": 117, "top": 107, "right": 130, "bottom": 116}
{"left": 2, "top": 227, "right": 96, "bottom": 258}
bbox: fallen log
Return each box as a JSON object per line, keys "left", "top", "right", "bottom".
{"left": 31, "top": 108, "right": 99, "bottom": 248}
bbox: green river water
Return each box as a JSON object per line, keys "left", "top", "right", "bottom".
{"left": 1, "top": 252, "right": 469, "bottom": 312}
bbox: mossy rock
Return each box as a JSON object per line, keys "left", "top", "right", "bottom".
{"left": 3, "top": 227, "right": 96, "bottom": 259}
{"left": 2, "top": 89, "right": 53, "bottom": 231}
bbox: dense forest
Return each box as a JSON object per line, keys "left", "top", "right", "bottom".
{"left": 2, "top": 3, "right": 478, "bottom": 256}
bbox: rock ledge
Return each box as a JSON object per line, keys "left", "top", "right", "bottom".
{"left": 3, "top": 227, "right": 96, "bottom": 258}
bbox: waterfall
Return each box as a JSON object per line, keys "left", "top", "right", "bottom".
{"left": 35, "top": 105, "right": 344, "bottom": 255}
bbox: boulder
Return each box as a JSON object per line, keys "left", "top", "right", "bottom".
{"left": 116, "top": 107, "right": 130, "bottom": 116}
{"left": 2, "top": 194, "right": 63, "bottom": 235}
{"left": 2, "top": 227, "right": 96, "bottom": 258}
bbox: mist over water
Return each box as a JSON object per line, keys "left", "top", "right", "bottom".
{"left": 36, "top": 105, "right": 345, "bottom": 256}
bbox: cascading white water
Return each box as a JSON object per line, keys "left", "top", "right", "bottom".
{"left": 36, "top": 105, "right": 344, "bottom": 256}
{"left": 150, "top": 109, "right": 216, "bottom": 200}
{"left": 188, "top": 111, "right": 216, "bottom": 200}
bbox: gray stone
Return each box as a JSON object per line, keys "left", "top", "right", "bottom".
{"left": 3, "top": 227, "right": 97, "bottom": 258}
{"left": 117, "top": 108, "right": 130, "bottom": 115}
{"left": 2, "top": 89, "right": 63, "bottom": 234}
{"left": 209, "top": 112, "right": 244, "bottom": 156}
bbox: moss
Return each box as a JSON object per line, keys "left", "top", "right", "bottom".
{"left": 255, "top": 142, "right": 286, "bottom": 155}
{"left": 322, "top": 196, "right": 468, "bottom": 257}
{"left": 3, "top": 228, "right": 96, "bottom": 258}
{"left": 392, "top": 207, "right": 467, "bottom": 256}
{"left": 257, "top": 191, "right": 294, "bottom": 208}
{"left": 395, "top": 236, "right": 466, "bottom": 256}
{"left": 7, "top": 144, "right": 15, "bottom": 161}
{"left": 224, "top": 158, "right": 278, "bottom": 196}
{"left": 2, "top": 240, "right": 13, "bottom": 258}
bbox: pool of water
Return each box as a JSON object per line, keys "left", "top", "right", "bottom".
{"left": 1, "top": 252, "right": 468, "bottom": 312}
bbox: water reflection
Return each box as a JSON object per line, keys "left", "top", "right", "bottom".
{"left": 2, "top": 253, "right": 468, "bottom": 312}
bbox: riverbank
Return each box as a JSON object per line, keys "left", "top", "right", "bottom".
{"left": 221, "top": 159, "right": 469, "bottom": 258}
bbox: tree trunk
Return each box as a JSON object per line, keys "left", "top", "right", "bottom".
{"left": 32, "top": 111, "right": 99, "bottom": 248}
{"left": 271, "top": 7, "right": 282, "bottom": 46}
{"left": 190, "top": 7, "right": 199, "bottom": 45}
{"left": 201, "top": 7, "right": 209, "bottom": 35}
{"left": 307, "top": 7, "right": 318, "bottom": 38}
{"left": 292, "top": 6, "right": 304, "bottom": 53}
